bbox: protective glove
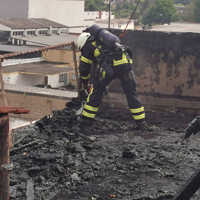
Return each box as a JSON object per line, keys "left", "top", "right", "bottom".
{"left": 79, "top": 89, "right": 89, "bottom": 101}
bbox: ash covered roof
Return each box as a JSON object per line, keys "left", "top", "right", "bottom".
{"left": 10, "top": 105, "right": 200, "bottom": 200}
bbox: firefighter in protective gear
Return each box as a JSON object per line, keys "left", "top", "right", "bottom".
{"left": 76, "top": 25, "right": 151, "bottom": 130}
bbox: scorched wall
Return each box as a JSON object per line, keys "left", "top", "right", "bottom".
{"left": 110, "top": 30, "right": 200, "bottom": 113}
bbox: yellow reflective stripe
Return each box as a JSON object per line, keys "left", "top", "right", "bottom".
{"left": 113, "top": 53, "right": 129, "bottom": 66}
{"left": 81, "top": 56, "right": 93, "bottom": 64}
{"left": 82, "top": 110, "right": 96, "bottom": 118}
{"left": 84, "top": 104, "right": 98, "bottom": 112}
{"left": 87, "top": 87, "right": 93, "bottom": 103}
{"left": 92, "top": 42, "right": 101, "bottom": 57}
{"left": 94, "top": 48, "right": 101, "bottom": 57}
{"left": 102, "top": 70, "right": 106, "bottom": 79}
{"left": 133, "top": 113, "right": 145, "bottom": 120}
{"left": 130, "top": 107, "right": 144, "bottom": 114}
{"left": 81, "top": 74, "right": 90, "bottom": 80}
{"left": 92, "top": 41, "right": 96, "bottom": 46}
{"left": 129, "top": 58, "right": 133, "bottom": 64}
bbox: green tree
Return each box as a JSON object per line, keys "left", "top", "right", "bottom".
{"left": 142, "top": 0, "right": 177, "bottom": 25}
{"left": 193, "top": 0, "right": 200, "bottom": 22}
{"left": 85, "top": 0, "right": 106, "bottom": 11}
{"left": 113, "top": 1, "right": 136, "bottom": 18}
{"left": 180, "top": 0, "right": 200, "bottom": 22}
{"left": 180, "top": 2, "right": 195, "bottom": 22}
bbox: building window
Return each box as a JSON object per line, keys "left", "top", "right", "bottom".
{"left": 27, "top": 31, "right": 35, "bottom": 35}
{"left": 59, "top": 73, "right": 67, "bottom": 83}
{"left": 72, "top": 73, "right": 76, "bottom": 81}
{"left": 13, "top": 31, "right": 23, "bottom": 36}
{"left": 39, "top": 30, "right": 48, "bottom": 35}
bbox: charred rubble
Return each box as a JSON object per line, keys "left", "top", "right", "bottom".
{"left": 10, "top": 103, "right": 200, "bottom": 200}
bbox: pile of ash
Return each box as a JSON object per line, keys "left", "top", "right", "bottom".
{"left": 10, "top": 104, "right": 200, "bottom": 200}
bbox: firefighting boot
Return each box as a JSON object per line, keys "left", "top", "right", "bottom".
{"left": 79, "top": 116, "right": 94, "bottom": 129}
{"left": 135, "top": 120, "right": 155, "bottom": 132}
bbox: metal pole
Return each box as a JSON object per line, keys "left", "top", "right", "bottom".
{"left": 72, "top": 42, "right": 81, "bottom": 97}
{"left": 108, "top": 0, "right": 111, "bottom": 29}
{"left": 0, "top": 114, "right": 10, "bottom": 200}
{"left": 0, "top": 60, "right": 8, "bottom": 106}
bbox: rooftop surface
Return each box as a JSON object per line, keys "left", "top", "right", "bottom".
{"left": 10, "top": 105, "right": 200, "bottom": 200}
{"left": 5, "top": 83, "right": 77, "bottom": 98}
{"left": 0, "top": 18, "right": 68, "bottom": 29}
{"left": 151, "top": 22, "right": 200, "bottom": 33}
{"left": 19, "top": 33, "right": 78, "bottom": 46}
{"left": 0, "top": 33, "right": 78, "bottom": 51}
{"left": 0, "top": 44, "right": 37, "bottom": 52}
{"left": 3, "top": 61, "right": 74, "bottom": 75}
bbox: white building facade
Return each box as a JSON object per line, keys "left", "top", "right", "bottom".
{"left": 0, "top": 0, "right": 85, "bottom": 31}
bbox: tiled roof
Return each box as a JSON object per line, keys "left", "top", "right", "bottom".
{"left": 0, "top": 18, "right": 68, "bottom": 29}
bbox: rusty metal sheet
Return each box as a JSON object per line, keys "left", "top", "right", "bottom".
{"left": 0, "top": 114, "right": 9, "bottom": 200}
{"left": 0, "top": 107, "right": 29, "bottom": 114}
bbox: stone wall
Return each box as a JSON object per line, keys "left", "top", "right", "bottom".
{"left": 109, "top": 30, "right": 200, "bottom": 113}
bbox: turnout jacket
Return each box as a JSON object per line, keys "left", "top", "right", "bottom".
{"left": 79, "top": 39, "right": 133, "bottom": 83}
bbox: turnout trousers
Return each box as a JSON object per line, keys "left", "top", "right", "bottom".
{"left": 81, "top": 62, "right": 145, "bottom": 122}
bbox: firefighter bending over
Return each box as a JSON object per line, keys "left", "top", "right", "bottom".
{"left": 76, "top": 24, "right": 152, "bottom": 131}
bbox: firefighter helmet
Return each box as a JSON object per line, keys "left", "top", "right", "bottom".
{"left": 76, "top": 32, "right": 91, "bottom": 50}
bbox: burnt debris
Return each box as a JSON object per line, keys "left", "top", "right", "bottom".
{"left": 10, "top": 103, "right": 200, "bottom": 200}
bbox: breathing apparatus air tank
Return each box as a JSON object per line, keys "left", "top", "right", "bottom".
{"left": 85, "top": 24, "right": 121, "bottom": 50}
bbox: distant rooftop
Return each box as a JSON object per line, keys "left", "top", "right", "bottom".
{"left": 18, "top": 33, "right": 79, "bottom": 46}
{"left": 0, "top": 33, "right": 78, "bottom": 52}
{"left": 0, "top": 44, "right": 36, "bottom": 52}
{"left": 0, "top": 18, "right": 68, "bottom": 29}
{"left": 5, "top": 83, "right": 77, "bottom": 99}
{"left": 3, "top": 61, "right": 73, "bottom": 75}
{"left": 151, "top": 22, "right": 200, "bottom": 33}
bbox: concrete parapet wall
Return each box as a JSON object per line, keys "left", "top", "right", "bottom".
{"left": 0, "top": 85, "right": 77, "bottom": 120}
{"left": 109, "top": 30, "right": 200, "bottom": 113}
{"left": 2, "top": 91, "right": 69, "bottom": 120}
